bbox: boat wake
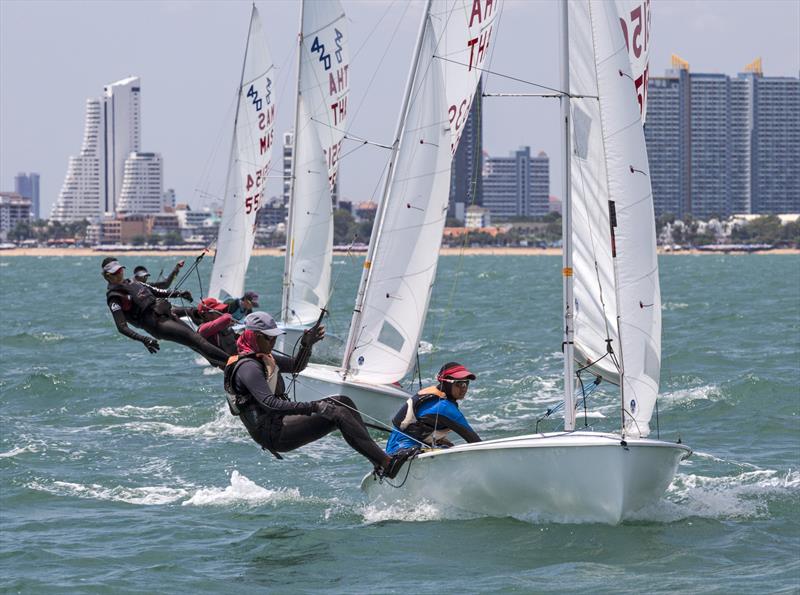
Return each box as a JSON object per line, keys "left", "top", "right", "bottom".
{"left": 629, "top": 468, "right": 800, "bottom": 522}
{"left": 104, "top": 404, "right": 246, "bottom": 441}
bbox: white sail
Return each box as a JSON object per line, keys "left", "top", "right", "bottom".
{"left": 282, "top": 2, "right": 349, "bottom": 325}
{"left": 569, "top": 0, "right": 661, "bottom": 437}
{"left": 616, "top": 0, "right": 651, "bottom": 121}
{"left": 342, "top": 0, "right": 499, "bottom": 385}
{"left": 209, "top": 7, "right": 275, "bottom": 300}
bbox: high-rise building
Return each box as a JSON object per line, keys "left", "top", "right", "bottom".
{"left": 51, "top": 77, "right": 145, "bottom": 222}
{"left": 448, "top": 79, "right": 484, "bottom": 221}
{"left": 482, "top": 147, "right": 549, "bottom": 219}
{"left": 645, "top": 57, "right": 799, "bottom": 218}
{"left": 116, "top": 153, "right": 164, "bottom": 214}
{"left": 14, "top": 173, "right": 40, "bottom": 219}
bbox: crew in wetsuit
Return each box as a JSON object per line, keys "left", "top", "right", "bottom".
{"left": 196, "top": 297, "right": 238, "bottom": 356}
{"left": 224, "top": 311, "right": 412, "bottom": 478}
{"left": 133, "top": 260, "right": 184, "bottom": 289}
{"left": 102, "top": 257, "right": 229, "bottom": 368}
{"left": 385, "top": 362, "right": 482, "bottom": 454}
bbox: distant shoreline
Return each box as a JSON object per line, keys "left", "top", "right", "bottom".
{"left": 1, "top": 247, "right": 797, "bottom": 257}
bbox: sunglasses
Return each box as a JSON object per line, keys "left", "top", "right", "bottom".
{"left": 443, "top": 379, "right": 470, "bottom": 388}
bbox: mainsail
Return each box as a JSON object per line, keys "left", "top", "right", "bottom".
{"left": 342, "top": 0, "right": 499, "bottom": 385}
{"left": 209, "top": 6, "right": 275, "bottom": 300}
{"left": 569, "top": 0, "right": 661, "bottom": 437}
{"left": 282, "top": 1, "right": 350, "bottom": 326}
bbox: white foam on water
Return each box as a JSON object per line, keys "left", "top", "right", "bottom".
{"left": 202, "top": 366, "right": 222, "bottom": 376}
{"left": 96, "top": 405, "right": 194, "bottom": 419}
{"left": 417, "top": 340, "right": 434, "bottom": 355}
{"left": 28, "top": 479, "right": 188, "bottom": 505}
{"left": 110, "top": 404, "right": 246, "bottom": 440}
{"left": 662, "top": 302, "right": 689, "bottom": 310}
{"left": 660, "top": 383, "right": 723, "bottom": 408}
{"left": 0, "top": 444, "right": 38, "bottom": 458}
{"left": 182, "top": 470, "right": 303, "bottom": 507}
{"left": 361, "top": 498, "right": 474, "bottom": 523}
{"left": 628, "top": 468, "right": 800, "bottom": 522}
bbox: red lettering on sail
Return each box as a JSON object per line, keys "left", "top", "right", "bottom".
{"left": 467, "top": 25, "right": 492, "bottom": 71}
{"left": 330, "top": 96, "right": 347, "bottom": 126}
{"left": 258, "top": 112, "right": 266, "bottom": 131}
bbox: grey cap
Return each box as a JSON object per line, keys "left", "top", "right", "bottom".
{"left": 241, "top": 311, "right": 285, "bottom": 337}
{"left": 103, "top": 260, "right": 124, "bottom": 274}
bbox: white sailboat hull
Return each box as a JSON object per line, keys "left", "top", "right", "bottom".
{"left": 286, "top": 364, "right": 411, "bottom": 424}
{"left": 361, "top": 431, "right": 691, "bottom": 524}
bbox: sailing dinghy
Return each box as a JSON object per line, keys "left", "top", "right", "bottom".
{"left": 289, "top": 0, "right": 501, "bottom": 423}
{"left": 362, "top": 0, "right": 690, "bottom": 524}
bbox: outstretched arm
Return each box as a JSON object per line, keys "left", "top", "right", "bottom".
{"left": 108, "top": 300, "right": 158, "bottom": 352}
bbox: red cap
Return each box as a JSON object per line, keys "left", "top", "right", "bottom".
{"left": 437, "top": 362, "right": 476, "bottom": 381}
{"left": 198, "top": 297, "right": 228, "bottom": 314}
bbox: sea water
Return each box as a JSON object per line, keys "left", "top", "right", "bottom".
{"left": 1, "top": 254, "right": 798, "bottom": 593}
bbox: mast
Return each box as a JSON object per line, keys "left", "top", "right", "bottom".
{"left": 340, "top": 0, "right": 433, "bottom": 377}
{"left": 560, "top": 0, "right": 576, "bottom": 431}
{"left": 209, "top": 3, "right": 257, "bottom": 299}
{"left": 281, "top": 0, "right": 305, "bottom": 324}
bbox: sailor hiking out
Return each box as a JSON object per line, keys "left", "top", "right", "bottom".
{"left": 101, "top": 257, "right": 229, "bottom": 368}
{"left": 224, "top": 312, "right": 412, "bottom": 478}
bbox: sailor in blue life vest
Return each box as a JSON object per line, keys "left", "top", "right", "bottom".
{"left": 225, "top": 291, "right": 259, "bottom": 321}
{"left": 385, "top": 362, "right": 482, "bottom": 454}
{"left": 102, "top": 257, "right": 229, "bottom": 368}
{"left": 224, "top": 311, "right": 413, "bottom": 478}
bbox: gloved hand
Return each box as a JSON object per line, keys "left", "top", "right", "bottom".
{"left": 143, "top": 337, "right": 160, "bottom": 354}
{"left": 312, "top": 399, "right": 335, "bottom": 417}
{"left": 301, "top": 325, "right": 326, "bottom": 348}
{"left": 179, "top": 290, "right": 193, "bottom": 302}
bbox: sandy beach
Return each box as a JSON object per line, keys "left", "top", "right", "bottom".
{"left": 0, "top": 246, "right": 797, "bottom": 257}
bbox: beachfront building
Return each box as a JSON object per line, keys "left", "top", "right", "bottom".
{"left": 449, "top": 79, "right": 484, "bottom": 222}
{"left": 14, "top": 173, "right": 40, "bottom": 219}
{"left": 482, "top": 147, "right": 549, "bottom": 219}
{"left": 116, "top": 153, "right": 164, "bottom": 215}
{"left": 0, "top": 193, "right": 32, "bottom": 241}
{"left": 645, "top": 57, "right": 799, "bottom": 218}
{"left": 465, "top": 206, "right": 490, "bottom": 229}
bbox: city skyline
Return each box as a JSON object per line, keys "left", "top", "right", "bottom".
{"left": 1, "top": 0, "right": 798, "bottom": 218}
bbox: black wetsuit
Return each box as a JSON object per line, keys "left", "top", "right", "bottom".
{"left": 147, "top": 264, "right": 181, "bottom": 289}
{"left": 226, "top": 353, "right": 387, "bottom": 466}
{"left": 106, "top": 279, "right": 229, "bottom": 368}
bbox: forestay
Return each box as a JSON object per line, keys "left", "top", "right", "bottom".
{"left": 210, "top": 6, "right": 275, "bottom": 301}
{"left": 282, "top": 2, "right": 350, "bottom": 325}
{"left": 343, "top": 0, "right": 499, "bottom": 385}
{"left": 569, "top": 0, "right": 661, "bottom": 437}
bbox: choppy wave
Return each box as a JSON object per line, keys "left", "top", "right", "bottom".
{"left": 660, "top": 383, "right": 724, "bottom": 408}
{"left": 361, "top": 498, "right": 475, "bottom": 523}
{"left": 105, "top": 404, "right": 245, "bottom": 440}
{"left": 662, "top": 302, "right": 690, "bottom": 310}
{"left": 629, "top": 468, "right": 800, "bottom": 522}
{"left": 0, "top": 444, "right": 39, "bottom": 458}
{"left": 182, "top": 470, "right": 303, "bottom": 507}
{"left": 29, "top": 479, "right": 188, "bottom": 505}
{"left": 95, "top": 404, "right": 194, "bottom": 419}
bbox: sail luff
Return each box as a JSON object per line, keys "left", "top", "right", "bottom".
{"left": 341, "top": 0, "right": 435, "bottom": 375}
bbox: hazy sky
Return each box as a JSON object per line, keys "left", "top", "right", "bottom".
{"left": 1, "top": 0, "right": 798, "bottom": 217}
